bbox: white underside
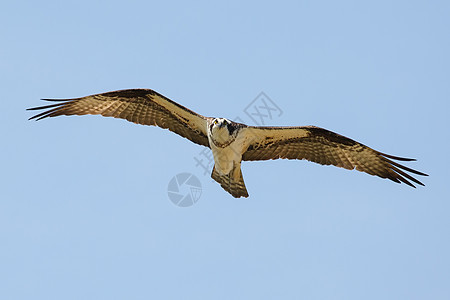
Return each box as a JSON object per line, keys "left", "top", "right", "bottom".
{"left": 208, "top": 127, "right": 252, "bottom": 175}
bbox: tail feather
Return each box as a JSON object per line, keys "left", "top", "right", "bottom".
{"left": 211, "top": 164, "right": 249, "bottom": 198}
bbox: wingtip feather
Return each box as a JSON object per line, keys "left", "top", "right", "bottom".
{"left": 379, "top": 152, "right": 417, "bottom": 161}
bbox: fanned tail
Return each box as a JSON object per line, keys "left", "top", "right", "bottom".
{"left": 211, "top": 164, "right": 249, "bottom": 198}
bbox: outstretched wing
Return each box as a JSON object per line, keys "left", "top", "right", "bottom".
{"left": 28, "top": 89, "right": 210, "bottom": 147}
{"left": 242, "top": 126, "right": 427, "bottom": 187}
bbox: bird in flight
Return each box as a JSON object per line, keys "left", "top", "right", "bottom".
{"left": 28, "top": 89, "right": 427, "bottom": 198}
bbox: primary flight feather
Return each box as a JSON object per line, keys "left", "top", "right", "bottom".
{"left": 28, "top": 89, "right": 427, "bottom": 198}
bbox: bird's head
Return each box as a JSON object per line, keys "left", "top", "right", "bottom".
{"left": 209, "top": 118, "right": 237, "bottom": 147}
{"left": 212, "top": 117, "right": 230, "bottom": 128}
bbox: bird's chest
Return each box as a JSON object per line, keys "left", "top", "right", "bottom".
{"left": 209, "top": 136, "right": 246, "bottom": 175}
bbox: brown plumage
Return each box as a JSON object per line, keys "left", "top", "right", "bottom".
{"left": 242, "top": 126, "right": 427, "bottom": 188}
{"left": 28, "top": 88, "right": 427, "bottom": 197}
{"left": 28, "top": 89, "right": 210, "bottom": 147}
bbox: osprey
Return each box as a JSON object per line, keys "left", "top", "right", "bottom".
{"left": 28, "top": 89, "right": 427, "bottom": 198}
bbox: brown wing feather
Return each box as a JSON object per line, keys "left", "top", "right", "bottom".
{"left": 242, "top": 126, "right": 427, "bottom": 187}
{"left": 28, "top": 89, "right": 210, "bottom": 147}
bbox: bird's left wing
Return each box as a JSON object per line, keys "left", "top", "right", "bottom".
{"left": 241, "top": 125, "right": 427, "bottom": 187}
{"left": 28, "top": 89, "right": 210, "bottom": 147}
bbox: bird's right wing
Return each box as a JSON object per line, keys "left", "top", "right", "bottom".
{"left": 28, "top": 89, "right": 211, "bottom": 147}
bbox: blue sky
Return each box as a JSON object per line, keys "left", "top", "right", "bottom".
{"left": 2, "top": 0, "right": 449, "bottom": 299}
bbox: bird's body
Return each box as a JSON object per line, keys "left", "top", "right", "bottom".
{"left": 207, "top": 119, "right": 251, "bottom": 197}
{"left": 28, "top": 89, "right": 427, "bottom": 198}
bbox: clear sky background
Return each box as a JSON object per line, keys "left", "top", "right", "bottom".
{"left": 2, "top": 0, "right": 449, "bottom": 299}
